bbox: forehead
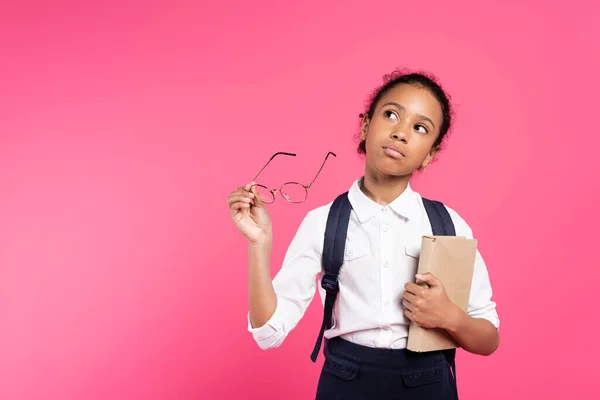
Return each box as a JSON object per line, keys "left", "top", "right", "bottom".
{"left": 378, "top": 83, "right": 443, "bottom": 125}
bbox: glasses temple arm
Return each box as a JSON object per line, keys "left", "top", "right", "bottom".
{"left": 252, "top": 152, "right": 296, "bottom": 182}
{"left": 306, "top": 151, "right": 336, "bottom": 188}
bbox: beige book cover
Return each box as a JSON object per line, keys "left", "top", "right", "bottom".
{"left": 406, "top": 235, "right": 478, "bottom": 352}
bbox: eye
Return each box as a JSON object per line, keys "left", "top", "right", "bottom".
{"left": 384, "top": 110, "right": 398, "bottom": 120}
{"left": 414, "top": 124, "right": 428, "bottom": 134}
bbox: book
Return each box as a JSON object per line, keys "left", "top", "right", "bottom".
{"left": 406, "top": 235, "right": 478, "bottom": 352}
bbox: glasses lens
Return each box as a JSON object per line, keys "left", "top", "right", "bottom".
{"left": 280, "top": 183, "right": 307, "bottom": 203}
{"left": 253, "top": 184, "right": 275, "bottom": 204}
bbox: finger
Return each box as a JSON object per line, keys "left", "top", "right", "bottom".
{"left": 403, "top": 290, "right": 417, "bottom": 303}
{"left": 404, "top": 309, "right": 415, "bottom": 321}
{"left": 250, "top": 183, "right": 267, "bottom": 205}
{"left": 229, "top": 202, "right": 251, "bottom": 216}
{"left": 229, "top": 195, "right": 254, "bottom": 206}
{"left": 231, "top": 199, "right": 252, "bottom": 208}
{"left": 233, "top": 183, "right": 256, "bottom": 196}
{"left": 227, "top": 193, "right": 255, "bottom": 207}
{"left": 405, "top": 282, "right": 428, "bottom": 298}
{"left": 404, "top": 282, "right": 425, "bottom": 296}
{"left": 416, "top": 272, "right": 442, "bottom": 288}
{"left": 245, "top": 182, "right": 259, "bottom": 201}
{"left": 402, "top": 299, "right": 413, "bottom": 311}
{"left": 239, "top": 184, "right": 256, "bottom": 197}
{"left": 228, "top": 188, "right": 252, "bottom": 202}
{"left": 228, "top": 198, "right": 254, "bottom": 210}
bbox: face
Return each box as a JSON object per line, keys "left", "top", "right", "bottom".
{"left": 360, "top": 83, "right": 443, "bottom": 178}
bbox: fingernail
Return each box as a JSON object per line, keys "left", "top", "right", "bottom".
{"left": 416, "top": 274, "right": 423, "bottom": 279}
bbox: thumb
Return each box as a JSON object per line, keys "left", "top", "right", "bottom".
{"left": 249, "top": 182, "right": 266, "bottom": 206}
{"left": 416, "top": 272, "right": 442, "bottom": 288}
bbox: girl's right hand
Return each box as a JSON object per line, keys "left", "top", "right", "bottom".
{"left": 227, "top": 182, "right": 273, "bottom": 244}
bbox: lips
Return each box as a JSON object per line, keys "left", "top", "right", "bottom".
{"left": 383, "top": 146, "right": 405, "bottom": 159}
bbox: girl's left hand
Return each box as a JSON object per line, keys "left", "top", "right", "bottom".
{"left": 402, "top": 272, "right": 459, "bottom": 330}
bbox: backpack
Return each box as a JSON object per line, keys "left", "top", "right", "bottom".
{"left": 309, "top": 191, "right": 457, "bottom": 376}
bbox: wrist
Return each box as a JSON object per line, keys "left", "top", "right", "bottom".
{"left": 249, "top": 228, "right": 273, "bottom": 246}
{"left": 249, "top": 237, "right": 272, "bottom": 252}
{"left": 248, "top": 239, "right": 272, "bottom": 274}
{"left": 443, "top": 304, "right": 467, "bottom": 333}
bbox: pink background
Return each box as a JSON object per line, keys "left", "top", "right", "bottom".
{"left": 1, "top": 0, "right": 599, "bottom": 399}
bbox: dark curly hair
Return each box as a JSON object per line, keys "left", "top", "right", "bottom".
{"left": 356, "top": 69, "right": 454, "bottom": 155}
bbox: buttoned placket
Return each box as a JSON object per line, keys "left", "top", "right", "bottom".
{"left": 377, "top": 206, "right": 394, "bottom": 346}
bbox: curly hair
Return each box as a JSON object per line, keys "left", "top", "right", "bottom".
{"left": 355, "top": 68, "right": 454, "bottom": 155}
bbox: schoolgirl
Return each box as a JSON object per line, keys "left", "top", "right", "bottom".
{"left": 227, "top": 69, "right": 500, "bottom": 399}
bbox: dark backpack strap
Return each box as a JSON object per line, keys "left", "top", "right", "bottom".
{"left": 422, "top": 197, "right": 456, "bottom": 236}
{"left": 310, "top": 192, "right": 352, "bottom": 362}
{"left": 422, "top": 197, "right": 458, "bottom": 386}
{"left": 309, "top": 194, "right": 459, "bottom": 378}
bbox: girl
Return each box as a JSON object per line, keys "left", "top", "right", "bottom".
{"left": 227, "top": 69, "right": 500, "bottom": 399}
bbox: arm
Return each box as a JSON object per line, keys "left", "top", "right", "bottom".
{"left": 403, "top": 207, "right": 500, "bottom": 356}
{"left": 404, "top": 272, "right": 500, "bottom": 357}
{"left": 443, "top": 207, "right": 500, "bottom": 356}
{"left": 247, "top": 209, "right": 325, "bottom": 350}
{"left": 444, "top": 304, "right": 499, "bottom": 356}
{"left": 248, "top": 240, "right": 277, "bottom": 329}
{"left": 447, "top": 248, "right": 501, "bottom": 355}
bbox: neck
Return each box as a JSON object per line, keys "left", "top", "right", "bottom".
{"left": 360, "top": 167, "right": 411, "bottom": 206}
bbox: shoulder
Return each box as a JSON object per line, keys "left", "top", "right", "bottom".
{"left": 294, "top": 190, "right": 355, "bottom": 237}
{"left": 415, "top": 192, "right": 474, "bottom": 239}
{"left": 442, "top": 202, "right": 475, "bottom": 239}
{"left": 293, "top": 197, "right": 336, "bottom": 236}
{"left": 285, "top": 197, "right": 341, "bottom": 256}
{"left": 300, "top": 190, "right": 351, "bottom": 223}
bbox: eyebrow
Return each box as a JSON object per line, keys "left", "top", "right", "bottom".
{"left": 382, "top": 102, "right": 436, "bottom": 129}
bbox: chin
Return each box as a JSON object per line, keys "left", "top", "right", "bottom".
{"left": 369, "top": 159, "right": 412, "bottom": 178}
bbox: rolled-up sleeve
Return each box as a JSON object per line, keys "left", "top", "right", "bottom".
{"left": 246, "top": 208, "right": 326, "bottom": 349}
{"left": 467, "top": 250, "right": 500, "bottom": 328}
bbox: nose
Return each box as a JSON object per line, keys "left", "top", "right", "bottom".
{"left": 390, "top": 127, "right": 408, "bottom": 143}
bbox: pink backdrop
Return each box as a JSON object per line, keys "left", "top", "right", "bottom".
{"left": 1, "top": 0, "right": 599, "bottom": 399}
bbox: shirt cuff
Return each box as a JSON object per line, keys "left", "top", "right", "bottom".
{"left": 247, "top": 313, "right": 278, "bottom": 339}
{"left": 246, "top": 309, "right": 287, "bottom": 350}
{"left": 469, "top": 309, "right": 500, "bottom": 329}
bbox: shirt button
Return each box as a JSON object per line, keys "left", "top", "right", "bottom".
{"left": 382, "top": 225, "right": 389, "bottom": 232}
{"left": 382, "top": 207, "right": 388, "bottom": 214}
{"left": 384, "top": 300, "right": 390, "bottom": 306}
{"left": 383, "top": 260, "right": 390, "bottom": 268}
{"left": 346, "top": 248, "right": 353, "bottom": 257}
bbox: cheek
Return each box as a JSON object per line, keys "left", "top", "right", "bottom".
{"left": 415, "top": 143, "right": 436, "bottom": 162}
{"left": 364, "top": 124, "right": 384, "bottom": 144}
{"left": 364, "top": 132, "right": 380, "bottom": 153}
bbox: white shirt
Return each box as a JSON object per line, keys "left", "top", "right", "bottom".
{"left": 247, "top": 177, "right": 500, "bottom": 350}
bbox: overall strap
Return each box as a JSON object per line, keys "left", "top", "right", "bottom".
{"left": 310, "top": 192, "right": 352, "bottom": 362}
{"left": 421, "top": 197, "right": 458, "bottom": 383}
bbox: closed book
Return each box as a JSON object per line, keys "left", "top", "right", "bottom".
{"left": 406, "top": 235, "right": 478, "bottom": 352}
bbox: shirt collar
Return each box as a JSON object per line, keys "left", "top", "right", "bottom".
{"left": 347, "top": 177, "right": 420, "bottom": 223}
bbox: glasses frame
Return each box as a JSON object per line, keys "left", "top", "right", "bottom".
{"left": 251, "top": 151, "right": 337, "bottom": 204}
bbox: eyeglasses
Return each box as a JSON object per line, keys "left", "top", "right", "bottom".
{"left": 251, "top": 151, "right": 337, "bottom": 204}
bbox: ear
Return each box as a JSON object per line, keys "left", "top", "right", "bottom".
{"left": 421, "top": 146, "right": 440, "bottom": 170}
{"left": 360, "top": 114, "right": 370, "bottom": 141}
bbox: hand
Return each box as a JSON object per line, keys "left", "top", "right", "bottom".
{"left": 227, "top": 182, "right": 273, "bottom": 244}
{"left": 402, "top": 272, "right": 460, "bottom": 330}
